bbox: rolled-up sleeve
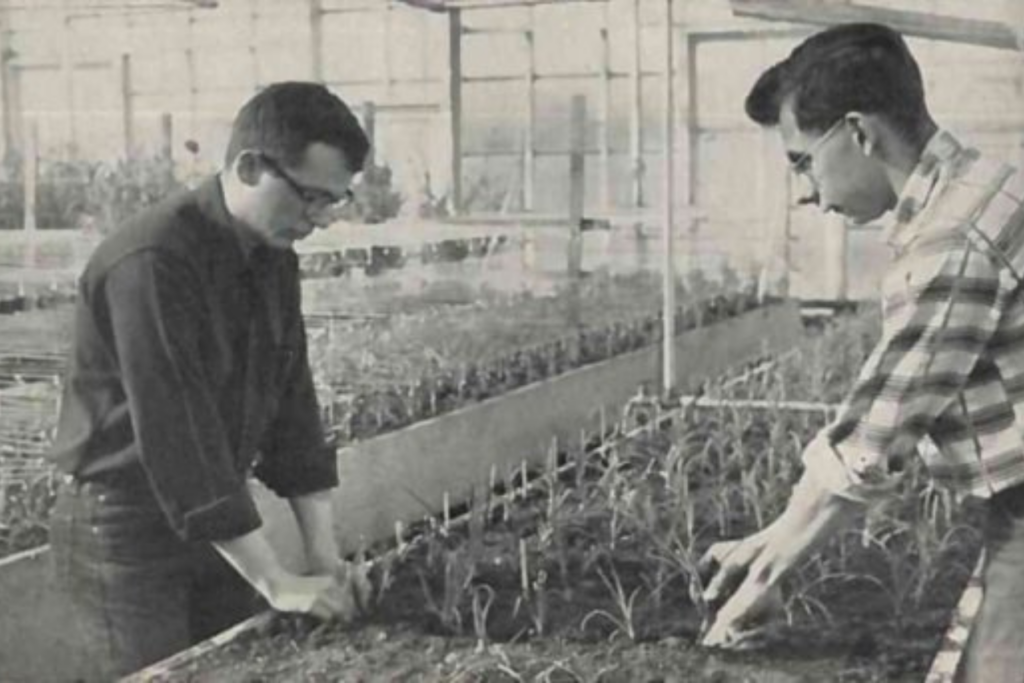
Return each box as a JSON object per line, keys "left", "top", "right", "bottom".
{"left": 253, "top": 263, "right": 338, "bottom": 498}
{"left": 104, "top": 250, "right": 261, "bottom": 541}
{"left": 819, "top": 227, "right": 1010, "bottom": 501}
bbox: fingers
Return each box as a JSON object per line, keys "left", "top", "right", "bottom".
{"left": 700, "top": 579, "right": 784, "bottom": 651}
{"left": 702, "top": 620, "right": 773, "bottom": 650}
{"left": 702, "top": 557, "right": 748, "bottom": 609}
{"left": 307, "top": 560, "right": 374, "bottom": 623}
{"left": 697, "top": 540, "right": 740, "bottom": 585}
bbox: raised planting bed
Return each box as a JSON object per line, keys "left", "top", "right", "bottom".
{"left": 307, "top": 273, "right": 763, "bottom": 442}
{"left": 0, "top": 300, "right": 799, "bottom": 682}
{"left": 0, "top": 277, "right": 763, "bottom": 565}
{"left": 135, "top": 348, "right": 982, "bottom": 682}
{"left": 0, "top": 226, "right": 510, "bottom": 313}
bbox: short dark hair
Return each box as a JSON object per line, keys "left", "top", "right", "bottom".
{"left": 225, "top": 82, "right": 371, "bottom": 172}
{"left": 745, "top": 23, "right": 929, "bottom": 136}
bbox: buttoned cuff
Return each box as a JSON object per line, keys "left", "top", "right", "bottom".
{"left": 179, "top": 488, "right": 263, "bottom": 541}
{"left": 802, "top": 430, "right": 901, "bottom": 504}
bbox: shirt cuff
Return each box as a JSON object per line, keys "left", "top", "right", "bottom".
{"left": 179, "top": 488, "right": 263, "bottom": 541}
{"left": 254, "top": 444, "right": 339, "bottom": 499}
{"left": 802, "top": 430, "right": 901, "bottom": 504}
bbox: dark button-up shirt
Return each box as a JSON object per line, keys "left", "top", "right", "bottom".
{"left": 49, "top": 177, "right": 338, "bottom": 541}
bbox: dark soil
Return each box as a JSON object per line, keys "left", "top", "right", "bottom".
{"left": 171, "top": 496, "right": 980, "bottom": 683}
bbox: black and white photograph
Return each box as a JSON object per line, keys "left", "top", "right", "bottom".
{"left": 0, "top": 0, "right": 1023, "bottom": 680}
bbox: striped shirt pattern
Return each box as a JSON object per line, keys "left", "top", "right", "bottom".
{"left": 807, "top": 130, "right": 1024, "bottom": 500}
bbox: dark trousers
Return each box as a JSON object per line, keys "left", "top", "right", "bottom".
{"left": 49, "top": 475, "right": 261, "bottom": 681}
{"left": 958, "top": 484, "right": 1024, "bottom": 683}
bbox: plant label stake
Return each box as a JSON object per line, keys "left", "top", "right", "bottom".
{"left": 443, "top": 491, "right": 451, "bottom": 530}
{"left": 519, "top": 538, "right": 530, "bottom": 596}
{"left": 394, "top": 520, "right": 406, "bottom": 553}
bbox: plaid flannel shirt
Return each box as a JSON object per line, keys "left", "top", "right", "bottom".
{"left": 803, "top": 130, "right": 1024, "bottom": 502}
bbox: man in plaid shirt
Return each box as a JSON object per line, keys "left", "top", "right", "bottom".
{"left": 698, "top": 23, "right": 1024, "bottom": 682}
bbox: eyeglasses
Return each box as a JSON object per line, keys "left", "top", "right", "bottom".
{"left": 259, "top": 154, "right": 355, "bottom": 217}
{"left": 788, "top": 117, "right": 846, "bottom": 178}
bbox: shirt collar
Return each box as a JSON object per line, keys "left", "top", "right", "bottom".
{"left": 884, "top": 129, "right": 963, "bottom": 251}
{"left": 195, "top": 175, "right": 266, "bottom": 266}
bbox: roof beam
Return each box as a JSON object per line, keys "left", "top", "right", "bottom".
{"left": 397, "top": 0, "right": 608, "bottom": 11}
{"left": 730, "top": 0, "right": 1021, "bottom": 51}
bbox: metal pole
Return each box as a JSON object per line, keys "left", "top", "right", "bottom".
{"left": 185, "top": 9, "right": 197, "bottom": 136}
{"left": 447, "top": 8, "right": 463, "bottom": 214}
{"left": 61, "top": 0, "right": 77, "bottom": 158}
{"left": 120, "top": 53, "right": 133, "bottom": 159}
{"left": 362, "top": 100, "right": 376, "bottom": 167}
{"left": 382, "top": 1, "right": 393, "bottom": 95}
{"left": 680, "top": 31, "right": 696, "bottom": 274}
{"left": 661, "top": 0, "right": 676, "bottom": 394}
{"left": 160, "top": 112, "right": 173, "bottom": 163}
{"left": 22, "top": 117, "right": 36, "bottom": 234}
{"left": 629, "top": 0, "right": 644, "bottom": 208}
{"left": 598, "top": 9, "right": 611, "bottom": 212}
{"left": 0, "top": 0, "right": 12, "bottom": 161}
{"left": 568, "top": 94, "right": 586, "bottom": 279}
{"left": 309, "top": 0, "right": 323, "bottom": 82}
{"left": 523, "top": 21, "right": 535, "bottom": 211}
{"left": 250, "top": 0, "right": 261, "bottom": 89}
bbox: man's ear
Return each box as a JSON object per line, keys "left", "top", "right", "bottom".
{"left": 233, "top": 150, "right": 263, "bottom": 187}
{"left": 844, "top": 112, "right": 883, "bottom": 158}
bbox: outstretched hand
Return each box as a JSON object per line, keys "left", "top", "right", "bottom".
{"left": 697, "top": 536, "right": 784, "bottom": 650}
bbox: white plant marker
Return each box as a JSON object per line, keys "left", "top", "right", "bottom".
{"left": 519, "top": 538, "right": 530, "bottom": 595}
{"left": 925, "top": 552, "right": 985, "bottom": 682}
{"left": 394, "top": 520, "right": 405, "bottom": 553}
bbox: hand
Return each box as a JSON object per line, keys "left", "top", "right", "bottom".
{"left": 265, "top": 572, "right": 348, "bottom": 621}
{"left": 329, "top": 558, "right": 374, "bottom": 616}
{"left": 697, "top": 535, "right": 783, "bottom": 650}
{"left": 266, "top": 561, "right": 372, "bottom": 622}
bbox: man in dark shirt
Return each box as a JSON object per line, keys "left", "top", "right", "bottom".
{"left": 47, "top": 82, "right": 370, "bottom": 679}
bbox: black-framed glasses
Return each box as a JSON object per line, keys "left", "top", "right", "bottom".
{"left": 259, "top": 154, "right": 354, "bottom": 216}
{"left": 788, "top": 117, "right": 846, "bottom": 178}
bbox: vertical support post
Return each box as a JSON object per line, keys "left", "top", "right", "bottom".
{"left": 382, "top": 1, "right": 393, "bottom": 95}
{"left": 661, "top": 0, "right": 676, "bottom": 394}
{"left": 522, "top": 23, "right": 535, "bottom": 211}
{"left": 824, "top": 216, "right": 849, "bottom": 300}
{"left": 447, "top": 8, "right": 463, "bottom": 215}
{"left": 568, "top": 95, "right": 586, "bottom": 279}
{"left": 61, "top": 2, "right": 77, "bottom": 159}
{"left": 309, "top": 0, "right": 324, "bottom": 83}
{"left": 629, "top": 0, "right": 644, "bottom": 208}
{"left": 7, "top": 62, "right": 20, "bottom": 161}
{"left": 185, "top": 10, "right": 198, "bottom": 137}
{"left": 250, "top": 0, "right": 261, "bottom": 89}
{"left": 781, "top": 171, "right": 793, "bottom": 297}
{"left": 22, "top": 118, "right": 37, "bottom": 236}
{"left": 159, "top": 111, "right": 177, "bottom": 190}
{"left": 120, "top": 53, "right": 133, "bottom": 159}
{"left": 0, "top": 0, "right": 13, "bottom": 161}
{"left": 362, "top": 100, "right": 376, "bottom": 167}
{"left": 683, "top": 34, "right": 698, "bottom": 210}
{"left": 160, "top": 112, "right": 173, "bottom": 164}
{"left": 598, "top": 8, "right": 611, "bottom": 212}
{"left": 679, "top": 31, "right": 696, "bottom": 273}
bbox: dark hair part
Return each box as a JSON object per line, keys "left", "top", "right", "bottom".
{"left": 745, "top": 23, "right": 929, "bottom": 136}
{"left": 225, "top": 81, "right": 371, "bottom": 172}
